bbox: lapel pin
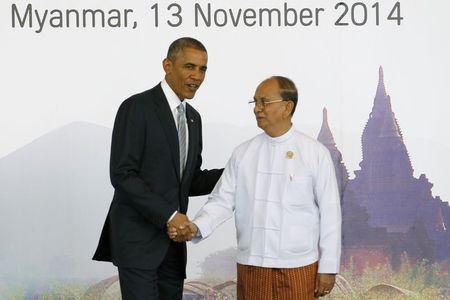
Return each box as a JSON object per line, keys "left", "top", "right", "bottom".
{"left": 190, "top": 119, "right": 194, "bottom": 123}
{"left": 286, "top": 151, "right": 294, "bottom": 159}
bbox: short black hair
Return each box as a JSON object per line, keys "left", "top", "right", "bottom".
{"left": 167, "top": 37, "right": 207, "bottom": 60}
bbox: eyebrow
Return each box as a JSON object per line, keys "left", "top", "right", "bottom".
{"left": 184, "top": 62, "right": 208, "bottom": 71}
{"left": 253, "top": 97, "right": 268, "bottom": 101}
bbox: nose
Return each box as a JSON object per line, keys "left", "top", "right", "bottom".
{"left": 190, "top": 68, "right": 204, "bottom": 82}
{"left": 254, "top": 104, "right": 263, "bottom": 114}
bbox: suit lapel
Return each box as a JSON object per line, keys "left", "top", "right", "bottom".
{"left": 153, "top": 85, "right": 181, "bottom": 182}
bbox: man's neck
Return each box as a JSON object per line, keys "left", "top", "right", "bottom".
{"left": 265, "top": 122, "right": 292, "bottom": 137}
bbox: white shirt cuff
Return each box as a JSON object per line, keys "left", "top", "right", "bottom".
{"left": 167, "top": 211, "right": 178, "bottom": 223}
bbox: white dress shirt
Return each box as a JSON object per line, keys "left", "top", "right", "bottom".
{"left": 160, "top": 79, "right": 189, "bottom": 156}
{"left": 161, "top": 79, "right": 189, "bottom": 222}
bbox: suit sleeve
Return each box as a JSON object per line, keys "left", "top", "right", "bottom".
{"left": 110, "top": 98, "right": 177, "bottom": 228}
{"left": 189, "top": 115, "right": 224, "bottom": 196}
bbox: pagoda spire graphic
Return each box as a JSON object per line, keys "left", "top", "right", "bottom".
{"left": 373, "top": 66, "right": 388, "bottom": 117}
{"left": 335, "top": 66, "right": 450, "bottom": 266}
{"left": 351, "top": 67, "right": 418, "bottom": 232}
{"left": 317, "top": 108, "right": 336, "bottom": 146}
{"left": 317, "top": 108, "right": 348, "bottom": 199}
{"left": 357, "top": 66, "right": 413, "bottom": 189}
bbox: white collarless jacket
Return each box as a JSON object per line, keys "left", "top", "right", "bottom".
{"left": 194, "top": 126, "right": 341, "bottom": 273}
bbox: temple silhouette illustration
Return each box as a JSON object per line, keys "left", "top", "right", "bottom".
{"left": 317, "top": 67, "right": 450, "bottom": 271}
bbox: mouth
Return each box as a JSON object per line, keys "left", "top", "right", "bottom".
{"left": 186, "top": 83, "right": 200, "bottom": 92}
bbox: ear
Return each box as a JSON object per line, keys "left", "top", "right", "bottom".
{"left": 162, "top": 58, "right": 172, "bottom": 74}
{"left": 284, "top": 101, "right": 294, "bottom": 118}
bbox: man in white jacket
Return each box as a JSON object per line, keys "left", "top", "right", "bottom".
{"left": 168, "top": 76, "right": 341, "bottom": 299}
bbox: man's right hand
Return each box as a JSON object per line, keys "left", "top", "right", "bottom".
{"left": 166, "top": 213, "right": 198, "bottom": 242}
{"left": 168, "top": 212, "right": 189, "bottom": 229}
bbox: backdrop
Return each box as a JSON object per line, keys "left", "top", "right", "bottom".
{"left": 1, "top": 0, "right": 449, "bottom": 299}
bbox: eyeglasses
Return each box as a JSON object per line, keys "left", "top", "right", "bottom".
{"left": 248, "top": 98, "right": 287, "bottom": 108}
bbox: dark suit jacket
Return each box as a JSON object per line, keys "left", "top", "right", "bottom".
{"left": 93, "top": 83, "right": 222, "bottom": 270}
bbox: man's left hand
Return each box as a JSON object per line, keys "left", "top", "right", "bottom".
{"left": 314, "top": 273, "right": 336, "bottom": 297}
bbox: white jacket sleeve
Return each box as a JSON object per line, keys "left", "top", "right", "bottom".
{"left": 192, "top": 152, "right": 237, "bottom": 243}
{"left": 314, "top": 148, "right": 342, "bottom": 273}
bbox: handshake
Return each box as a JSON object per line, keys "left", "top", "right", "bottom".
{"left": 166, "top": 212, "right": 199, "bottom": 242}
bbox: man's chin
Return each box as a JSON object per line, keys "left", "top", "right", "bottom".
{"left": 183, "top": 93, "right": 196, "bottom": 100}
{"left": 256, "top": 121, "right": 265, "bottom": 130}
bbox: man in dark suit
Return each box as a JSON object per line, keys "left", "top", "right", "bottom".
{"left": 93, "top": 37, "right": 223, "bottom": 300}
